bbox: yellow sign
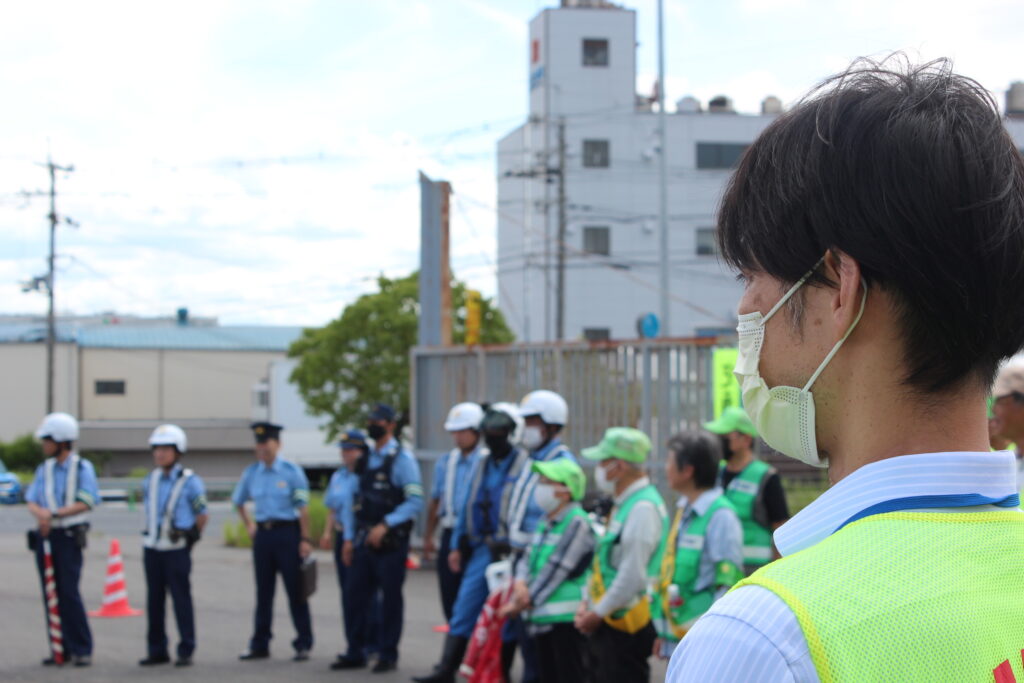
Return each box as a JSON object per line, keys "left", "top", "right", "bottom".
{"left": 465, "top": 290, "right": 482, "bottom": 346}
{"left": 712, "top": 348, "right": 740, "bottom": 419}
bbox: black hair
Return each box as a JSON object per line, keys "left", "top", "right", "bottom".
{"left": 667, "top": 431, "right": 722, "bottom": 489}
{"left": 718, "top": 56, "right": 1024, "bottom": 393}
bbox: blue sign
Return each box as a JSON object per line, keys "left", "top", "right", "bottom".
{"left": 529, "top": 66, "right": 545, "bottom": 91}
{"left": 637, "top": 313, "right": 660, "bottom": 339}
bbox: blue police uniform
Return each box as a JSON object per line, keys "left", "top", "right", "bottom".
{"left": 232, "top": 454, "right": 312, "bottom": 655}
{"left": 25, "top": 454, "right": 101, "bottom": 660}
{"left": 141, "top": 464, "right": 207, "bottom": 661}
{"left": 343, "top": 436, "right": 424, "bottom": 667}
{"left": 431, "top": 444, "right": 481, "bottom": 621}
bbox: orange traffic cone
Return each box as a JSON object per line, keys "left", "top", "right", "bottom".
{"left": 89, "top": 538, "right": 142, "bottom": 618}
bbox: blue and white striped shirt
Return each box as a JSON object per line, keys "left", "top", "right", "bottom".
{"left": 666, "top": 451, "right": 1021, "bottom": 682}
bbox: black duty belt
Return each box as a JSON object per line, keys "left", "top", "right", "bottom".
{"left": 258, "top": 519, "right": 299, "bottom": 531}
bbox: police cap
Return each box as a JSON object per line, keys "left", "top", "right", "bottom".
{"left": 251, "top": 421, "right": 283, "bottom": 443}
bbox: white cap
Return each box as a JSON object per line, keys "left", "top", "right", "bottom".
{"left": 148, "top": 424, "right": 188, "bottom": 454}
{"left": 35, "top": 412, "right": 79, "bottom": 442}
{"left": 444, "top": 402, "right": 485, "bottom": 432}
{"left": 487, "top": 401, "right": 525, "bottom": 444}
{"left": 519, "top": 390, "right": 568, "bottom": 426}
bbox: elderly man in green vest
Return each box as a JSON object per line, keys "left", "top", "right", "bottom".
{"left": 703, "top": 406, "right": 789, "bottom": 574}
{"left": 574, "top": 427, "right": 668, "bottom": 683}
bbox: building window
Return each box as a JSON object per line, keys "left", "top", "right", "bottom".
{"left": 582, "top": 38, "right": 609, "bottom": 67}
{"left": 583, "top": 226, "right": 611, "bottom": 256}
{"left": 95, "top": 380, "right": 125, "bottom": 395}
{"left": 696, "top": 227, "right": 718, "bottom": 256}
{"left": 696, "top": 142, "right": 749, "bottom": 169}
{"left": 583, "top": 139, "right": 610, "bottom": 168}
{"left": 584, "top": 327, "right": 611, "bottom": 342}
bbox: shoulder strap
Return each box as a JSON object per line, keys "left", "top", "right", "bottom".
{"left": 146, "top": 468, "right": 162, "bottom": 540}
{"left": 65, "top": 454, "right": 81, "bottom": 508}
{"left": 44, "top": 458, "right": 58, "bottom": 511}
{"left": 442, "top": 449, "right": 460, "bottom": 525}
{"left": 162, "top": 468, "right": 195, "bottom": 534}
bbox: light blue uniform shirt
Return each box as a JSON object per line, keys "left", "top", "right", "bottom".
{"left": 143, "top": 464, "right": 207, "bottom": 530}
{"left": 25, "top": 454, "right": 101, "bottom": 510}
{"left": 231, "top": 455, "right": 310, "bottom": 521}
{"left": 323, "top": 467, "right": 359, "bottom": 541}
{"left": 666, "top": 451, "right": 1021, "bottom": 683}
{"left": 431, "top": 446, "right": 481, "bottom": 529}
{"left": 364, "top": 437, "right": 424, "bottom": 529}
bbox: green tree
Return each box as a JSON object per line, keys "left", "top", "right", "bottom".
{"left": 287, "top": 272, "right": 514, "bottom": 440}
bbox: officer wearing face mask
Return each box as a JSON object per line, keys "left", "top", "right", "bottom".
{"left": 414, "top": 403, "right": 532, "bottom": 683}
{"left": 502, "top": 390, "right": 578, "bottom": 681}
{"left": 575, "top": 427, "right": 668, "bottom": 683}
{"left": 703, "top": 407, "right": 789, "bottom": 574}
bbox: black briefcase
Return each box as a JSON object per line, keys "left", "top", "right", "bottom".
{"left": 300, "top": 557, "right": 317, "bottom": 600}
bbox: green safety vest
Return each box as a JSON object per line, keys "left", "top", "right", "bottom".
{"left": 652, "top": 494, "right": 743, "bottom": 641}
{"left": 720, "top": 460, "right": 773, "bottom": 567}
{"left": 590, "top": 483, "right": 669, "bottom": 632}
{"left": 525, "top": 505, "right": 591, "bottom": 624}
{"left": 738, "top": 510, "right": 1024, "bottom": 682}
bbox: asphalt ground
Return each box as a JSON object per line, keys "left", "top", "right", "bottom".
{"left": 0, "top": 503, "right": 669, "bottom": 682}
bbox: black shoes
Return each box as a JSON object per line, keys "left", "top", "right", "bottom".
{"left": 139, "top": 654, "right": 171, "bottom": 666}
{"left": 293, "top": 649, "right": 310, "bottom": 662}
{"left": 239, "top": 650, "right": 270, "bottom": 661}
{"left": 372, "top": 659, "right": 397, "bottom": 673}
{"left": 175, "top": 656, "right": 193, "bottom": 667}
{"left": 330, "top": 654, "right": 367, "bottom": 670}
{"left": 72, "top": 655, "right": 92, "bottom": 667}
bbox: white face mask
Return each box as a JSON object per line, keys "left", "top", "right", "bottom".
{"left": 734, "top": 262, "right": 866, "bottom": 468}
{"left": 522, "top": 426, "right": 545, "bottom": 451}
{"left": 534, "top": 484, "right": 564, "bottom": 514}
{"left": 594, "top": 462, "right": 617, "bottom": 493}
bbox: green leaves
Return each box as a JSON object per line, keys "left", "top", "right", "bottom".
{"left": 287, "top": 272, "right": 514, "bottom": 440}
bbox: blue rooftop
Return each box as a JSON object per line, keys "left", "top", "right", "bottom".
{"left": 0, "top": 323, "right": 305, "bottom": 351}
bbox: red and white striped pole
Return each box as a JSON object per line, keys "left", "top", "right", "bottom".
{"left": 42, "top": 538, "right": 64, "bottom": 665}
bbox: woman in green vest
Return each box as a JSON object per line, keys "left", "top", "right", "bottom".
{"left": 651, "top": 430, "right": 743, "bottom": 659}
{"left": 500, "top": 459, "right": 595, "bottom": 683}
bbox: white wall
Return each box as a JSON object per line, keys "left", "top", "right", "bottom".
{"left": 0, "top": 343, "right": 78, "bottom": 441}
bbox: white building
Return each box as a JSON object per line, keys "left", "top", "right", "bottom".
{"left": 497, "top": 0, "right": 1024, "bottom": 342}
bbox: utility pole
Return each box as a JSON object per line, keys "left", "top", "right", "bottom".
{"left": 657, "top": 0, "right": 670, "bottom": 338}
{"left": 43, "top": 157, "right": 74, "bottom": 413}
{"left": 555, "top": 118, "right": 567, "bottom": 341}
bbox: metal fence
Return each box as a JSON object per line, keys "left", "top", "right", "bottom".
{"left": 411, "top": 338, "right": 721, "bottom": 467}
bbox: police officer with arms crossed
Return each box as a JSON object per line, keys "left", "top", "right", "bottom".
{"left": 424, "top": 402, "right": 484, "bottom": 623}
{"left": 25, "top": 412, "right": 100, "bottom": 667}
{"left": 232, "top": 422, "right": 314, "bottom": 661}
{"left": 703, "top": 407, "right": 789, "bottom": 574}
{"left": 414, "top": 402, "right": 531, "bottom": 683}
{"left": 575, "top": 427, "right": 668, "bottom": 683}
{"left": 139, "top": 424, "right": 208, "bottom": 668}
{"left": 333, "top": 404, "right": 423, "bottom": 673}
{"left": 652, "top": 431, "right": 743, "bottom": 660}
{"left": 668, "top": 58, "right": 1024, "bottom": 681}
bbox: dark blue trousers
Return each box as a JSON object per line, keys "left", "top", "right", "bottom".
{"left": 333, "top": 532, "right": 381, "bottom": 656}
{"left": 345, "top": 539, "right": 408, "bottom": 664}
{"left": 143, "top": 547, "right": 194, "bottom": 658}
{"left": 249, "top": 524, "right": 313, "bottom": 653}
{"left": 503, "top": 613, "right": 541, "bottom": 683}
{"left": 33, "top": 528, "right": 92, "bottom": 657}
{"left": 437, "top": 528, "right": 463, "bottom": 622}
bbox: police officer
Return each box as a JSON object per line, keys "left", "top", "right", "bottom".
{"left": 138, "top": 424, "right": 208, "bottom": 668}
{"left": 424, "top": 402, "right": 484, "bottom": 622}
{"left": 232, "top": 422, "right": 314, "bottom": 661}
{"left": 322, "top": 429, "right": 380, "bottom": 669}
{"left": 333, "top": 404, "right": 423, "bottom": 673}
{"left": 24, "top": 412, "right": 101, "bottom": 667}
{"left": 414, "top": 402, "right": 533, "bottom": 683}
{"left": 703, "top": 407, "right": 789, "bottom": 574}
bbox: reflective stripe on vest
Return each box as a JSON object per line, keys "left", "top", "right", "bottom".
{"left": 525, "top": 506, "right": 589, "bottom": 624}
{"left": 44, "top": 455, "right": 88, "bottom": 527}
{"left": 507, "top": 444, "right": 570, "bottom": 549}
{"left": 720, "top": 460, "right": 773, "bottom": 566}
{"left": 464, "top": 446, "right": 531, "bottom": 544}
{"left": 441, "top": 449, "right": 460, "bottom": 529}
{"left": 143, "top": 467, "right": 194, "bottom": 550}
{"left": 737, "top": 510, "right": 1024, "bottom": 682}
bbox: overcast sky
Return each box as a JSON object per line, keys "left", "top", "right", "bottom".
{"left": 2, "top": 0, "right": 1021, "bottom": 327}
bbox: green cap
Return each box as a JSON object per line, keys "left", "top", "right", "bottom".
{"left": 532, "top": 459, "right": 586, "bottom": 501}
{"left": 703, "top": 406, "right": 757, "bottom": 437}
{"left": 582, "top": 427, "right": 652, "bottom": 464}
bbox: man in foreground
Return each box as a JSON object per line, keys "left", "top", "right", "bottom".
{"left": 668, "top": 57, "right": 1024, "bottom": 681}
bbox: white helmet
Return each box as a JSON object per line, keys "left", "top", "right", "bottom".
{"left": 444, "top": 402, "right": 485, "bottom": 432}
{"left": 519, "top": 390, "right": 568, "bottom": 426}
{"left": 35, "top": 412, "right": 79, "bottom": 442}
{"left": 485, "top": 401, "right": 525, "bottom": 444}
{"left": 148, "top": 424, "right": 188, "bottom": 454}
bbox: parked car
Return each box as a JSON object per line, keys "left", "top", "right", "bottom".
{"left": 0, "top": 458, "right": 22, "bottom": 504}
